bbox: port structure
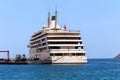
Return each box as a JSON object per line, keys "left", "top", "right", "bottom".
{"left": 0, "top": 50, "right": 9, "bottom": 61}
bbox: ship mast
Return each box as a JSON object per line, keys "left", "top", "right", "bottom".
{"left": 48, "top": 11, "right": 50, "bottom": 28}
{"left": 54, "top": 10, "right": 57, "bottom": 29}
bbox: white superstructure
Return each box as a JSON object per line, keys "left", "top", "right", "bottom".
{"left": 28, "top": 11, "right": 87, "bottom": 64}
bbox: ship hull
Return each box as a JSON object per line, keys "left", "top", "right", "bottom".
{"left": 29, "top": 49, "right": 87, "bottom": 64}
{"left": 40, "top": 56, "right": 87, "bottom": 64}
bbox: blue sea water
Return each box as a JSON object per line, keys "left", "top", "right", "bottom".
{"left": 0, "top": 59, "right": 120, "bottom": 80}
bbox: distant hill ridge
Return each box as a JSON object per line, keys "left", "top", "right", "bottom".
{"left": 114, "top": 54, "right": 120, "bottom": 59}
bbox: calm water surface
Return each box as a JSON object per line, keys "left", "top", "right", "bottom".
{"left": 0, "top": 59, "right": 120, "bottom": 80}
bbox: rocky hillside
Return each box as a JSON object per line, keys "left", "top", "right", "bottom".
{"left": 114, "top": 54, "right": 120, "bottom": 59}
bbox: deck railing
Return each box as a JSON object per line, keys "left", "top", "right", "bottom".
{"left": 50, "top": 49, "right": 85, "bottom": 51}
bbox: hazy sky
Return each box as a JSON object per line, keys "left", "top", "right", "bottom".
{"left": 0, "top": 0, "right": 120, "bottom": 58}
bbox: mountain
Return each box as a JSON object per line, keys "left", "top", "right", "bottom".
{"left": 114, "top": 54, "right": 120, "bottom": 59}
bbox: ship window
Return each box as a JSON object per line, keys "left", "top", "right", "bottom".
{"left": 64, "top": 53, "right": 69, "bottom": 56}
{"left": 42, "top": 38, "right": 45, "bottom": 41}
{"left": 55, "top": 53, "right": 63, "bottom": 56}
{"left": 81, "top": 46, "right": 84, "bottom": 49}
{"left": 75, "top": 47, "right": 78, "bottom": 49}
{"left": 72, "top": 53, "right": 76, "bottom": 56}
{"left": 42, "top": 47, "right": 47, "bottom": 50}
{"left": 49, "top": 46, "right": 60, "bottom": 49}
{"left": 76, "top": 53, "right": 83, "bottom": 56}
{"left": 80, "top": 42, "right": 82, "bottom": 44}
{"left": 70, "top": 53, "right": 76, "bottom": 56}
{"left": 42, "top": 43, "right": 46, "bottom": 46}
{"left": 50, "top": 53, "right": 54, "bottom": 56}
{"left": 79, "top": 37, "right": 81, "bottom": 40}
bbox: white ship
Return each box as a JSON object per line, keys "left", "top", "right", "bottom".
{"left": 28, "top": 11, "right": 87, "bottom": 64}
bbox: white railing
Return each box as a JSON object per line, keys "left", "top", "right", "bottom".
{"left": 31, "top": 32, "right": 46, "bottom": 40}
{"left": 47, "top": 35, "right": 80, "bottom": 37}
{"left": 47, "top": 30, "right": 80, "bottom": 33}
{"left": 48, "top": 44, "right": 79, "bottom": 46}
{"left": 47, "top": 40, "right": 82, "bottom": 42}
{"left": 30, "top": 36, "right": 47, "bottom": 44}
{"left": 50, "top": 49, "right": 85, "bottom": 51}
